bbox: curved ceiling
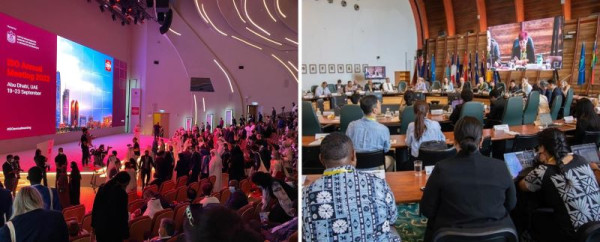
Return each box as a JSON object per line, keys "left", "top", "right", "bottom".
{"left": 161, "top": 0, "right": 298, "bottom": 112}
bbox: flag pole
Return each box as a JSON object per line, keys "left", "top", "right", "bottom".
{"left": 587, "top": 16, "right": 600, "bottom": 95}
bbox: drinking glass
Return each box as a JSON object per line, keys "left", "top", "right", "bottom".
{"left": 414, "top": 160, "right": 423, "bottom": 176}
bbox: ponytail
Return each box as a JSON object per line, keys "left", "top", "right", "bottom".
{"left": 413, "top": 101, "right": 429, "bottom": 141}
{"left": 454, "top": 117, "right": 483, "bottom": 154}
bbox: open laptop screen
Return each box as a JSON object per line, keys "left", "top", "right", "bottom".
{"left": 504, "top": 150, "right": 536, "bottom": 179}
{"left": 571, "top": 143, "right": 600, "bottom": 163}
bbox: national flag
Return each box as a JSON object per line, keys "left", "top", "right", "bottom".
{"left": 592, "top": 41, "right": 598, "bottom": 85}
{"left": 450, "top": 53, "right": 457, "bottom": 84}
{"left": 480, "top": 53, "right": 485, "bottom": 81}
{"left": 578, "top": 42, "right": 586, "bottom": 85}
{"left": 463, "top": 51, "right": 468, "bottom": 81}
{"left": 475, "top": 51, "right": 480, "bottom": 84}
{"left": 457, "top": 54, "right": 461, "bottom": 82}
{"left": 445, "top": 52, "right": 451, "bottom": 79}
{"left": 431, "top": 54, "right": 436, "bottom": 82}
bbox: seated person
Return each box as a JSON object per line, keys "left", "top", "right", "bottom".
{"left": 183, "top": 205, "right": 263, "bottom": 241}
{"left": 314, "top": 81, "right": 331, "bottom": 97}
{"left": 442, "top": 77, "right": 454, "bottom": 92}
{"left": 457, "top": 78, "right": 467, "bottom": 92}
{"left": 509, "top": 80, "right": 521, "bottom": 94}
{"left": 486, "top": 89, "right": 507, "bottom": 126}
{"left": 518, "top": 128, "right": 600, "bottom": 241}
{"left": 150, "top": 218, "right": 175, "bottom": 242}
{"left": 302, "top": 132, "right": 400, "bottom": 241}
{"left": 449, "top": 89, "right": 474, "bottom": 124}
{"left": 399, "top": 90, "right": 417, "bottom": 115}
{"left": 573, "top": 98, "right": 600, "bottom": 144}
{"left": 199, "top": 183, "right": 220, "bottom": 206}
{"left": 67, "top": 219, "right": 88, "bottom": 240}
{"left": 186, "top": 186, "right": 197, "bottom": 203}
{"left": 548, "top": 79, "right": 564, "bottom": 108}
{"left": 535, "top": 89, "right": 551, "bottom": 123}
{"left": 405, "top": 100, "right": 446, "bottom": 159}
{"left": 476, "top": 78, "right": 488, "bottom": 92}
{"left": 345, "top": 81, "right": 357, "bottom": 93}
{"left": 382, "top": 78, "right": 395, "bottom": 92}
{"left": 335, "top": 79, "right": 344, "bottom": 94}
{"left": 143, "top": 191, "right": 165, "bottom": 219}
{"left": 346, "top": 95, "right": 394, "bottom": 171}
{"left": 364, "top": 79, "right": 376, "bottom": 92}
{"left": 414, "top": 77, "right": 428, "bottom": 92}
{"left": 522, "top": 78, "right": 533, "bottom": 96}
{"left": 225, "top": 180, "right": 249, "bottom": 210}
{"left": 421, "top": 117, "right": 516, "bottom": 242}
{"left": 251, "top": 172, "right": 296, "bottom": 224}
{"left": 138, "top": 190, "right": 171, "bottom": 217}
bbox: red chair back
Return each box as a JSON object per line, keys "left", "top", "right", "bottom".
{"left": 128, "top": 199, "right": 145, "bottom": 214}
{"left": 175, "top": 186, "right": 188, "bottom": 202}
{"left": 143, "top": 184, "right": 159, "bottom": 195}
{"left": 163, "top": 189, "right": 177, "bottom": 203}
{"left": 176, "top": 176, "right": 188, "bottom": 188}
{"left": 219, "top": 188, "right": 231, "bottom": 205}
{"left": 128, "top": 191, "right": 139, "bottom": 203}
{"left": 63, "top": 204, "right": 85, "bottom": 224}
{"left": 81, "top": 213, "right": 92, "bottom": 233}
{"left": 173, "top": 203, "right": 189, "bottom": 233}
{"left": 159, "top": 180, "right": 176, "bottom": 195}
{"left": 188, "top": 182, "right": 199, "bottom": 194}
{"left": 240, "top": 179, "right": 251, "bottom": 195}
{"left": 208, "top": 175, "right": 216, "bottom": 185}
{"left": 241, "top": 206, "right": 255, "bottom": 222}
{"left": 128, "top": 216, "right": 152, "bottom": 242}
{"left": 151, "top": 209, "right": 174, "bottom": 237}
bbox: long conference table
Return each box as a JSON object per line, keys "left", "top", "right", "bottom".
{"left": 318, "top": 113, "right": 450, "bottom": 125}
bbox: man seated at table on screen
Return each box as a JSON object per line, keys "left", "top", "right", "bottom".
{"left": 511, "top": 31, "right": 536, "bottom": 66}
{"left": 302, "top": 132, "right": 400, "bottom": 242}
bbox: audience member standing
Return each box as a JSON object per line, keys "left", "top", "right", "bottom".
{"left": 80, "top": 128, "right": 91, "bottom": 168}
{"left": 209, "top": 148, "right": 224, "bottom": 193}
{"left": 92, "top": 172, "right": 130, "bottom": 242}
{"left": 176, "top": 152, "right": 190, "bottom": 179}
{"left": 55, "top": 148, "right": 70, "bottom": 208}
{"left": 153, "top": 122, "right": 161, "bottom": 138}
{"left": 2, "top": 155, "right": 16, "bottom": 195}
{"left": 229, "top": 144, "right": 246, "bottom": 182}
{"left": 125, "top": 159, "right": 138, "bottom": 193}
{"left": 133, "top": 137, "right": 141, "bottom": 160}
{"left": 28, "top": 167, "right": 61, "bottom": 211}
{"left": 140, "top": 150, "right": 154, "bottom": 188}
{"left": 69, "top": 162, "right": 81, "bottom": 206}
{"left": 33, "top": 149, "right": 48, "bottom": 187}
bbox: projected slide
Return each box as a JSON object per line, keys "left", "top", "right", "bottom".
{"left": 57, "top": 37, "right": 113, "bottom": 132}
{"left": 0, "top": 12, "right": 118, "bottom": 140}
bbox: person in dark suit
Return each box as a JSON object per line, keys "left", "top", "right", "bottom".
{"left": 189, "top": 147, "right": 202, "bottom": 184}
{"left": 511, "top": 31, "right": 536, "bottom": 64}
{"left": 225, "top": 180, "right": 248, "bottom": 210}
{"left": 153, "top": 122, "right": 161, "bottom": 138}
{"left": 3, "top": 155, "right": 16, "bottom": 196}
{"left": 54, "top": 148, "right": 68, "bottom": 175}
{"left": 92, "top": 172, "right": 130, "bottom": 242}
{"left": 175, "top": 152, "right": 190, "bottom": 179}
{"left": 421, "top": 117, "right": 517, "bottom": 241}
{"left": 449, "top": 89, "right": 474, "bottom": 124}
{"left": 0, "top": 181, "right": 12, "bottom": 228}
{"left": 228, "top": 144, "right": 246, "bottom": 182}
{"left": 33, "top": 149, "right": 48, "bottom": 187}
{"left": 486, "top": 89, "right": 507, "bottom": 127}
{"left": 28, "top": 167, "right": 61, "bottom": 211}
{"left": 0, "top": 186, "right": 68, "bottom": 242}
{"left": 140, "top": 150, "right": 154, "bottom": 188}
{"left": 548, "top": 79, "right": 564, "bottom": 107}
{"left": 69, "top": 162, "right": 81, "bottom": 206}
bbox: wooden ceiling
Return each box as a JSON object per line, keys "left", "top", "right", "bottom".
{"left": 412, "top": 0, "right": 600, "bottom": 43}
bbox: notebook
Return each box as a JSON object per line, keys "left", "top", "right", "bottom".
{"left": 504, "top": 150, "right": 536, "bottom": 179}
{"left": 571, "top": 143, "right": 600, "bottom": 163}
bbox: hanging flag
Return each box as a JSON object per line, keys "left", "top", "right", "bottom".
{"left": 463, "top": 51, "right": 468, "bottom": 81}
{"left": 445, "top": 52, "right": 451, "bottom": 80}
{"left": 592, "top": 40, "right": 598, "bottom": 85}
{"left": 480, "top": 52, "right": 485, "bottom": 81}
{"left": 457, "top": 54, "right": 461, "bottom": 82}
{"left": 475, "top": 51, "right": 480, "bottom": 84}
{"left": 431, "top": 54, "right": 436, "bottom": 82}
{"left": 412, "top": 58, "right": 418, "bottom": 85}
{"left": 578, "top": 42, "right": 586, "bottom": 85}
{"left": 450, "top": 53, "right": 457, "bottom": 84}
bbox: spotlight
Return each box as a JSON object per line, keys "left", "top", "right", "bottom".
{"left": 112, "top": 14, "right": 116, "bottom": 21}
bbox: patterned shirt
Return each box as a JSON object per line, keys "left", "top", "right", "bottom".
{"left": 302, "top": 165, "right": 400, "bottom": 242}
{"left": 523, "top": 155, "right": 600, "bottom": 238}
{"left": 346, "top": 117, "right": 391, "bottom": 153}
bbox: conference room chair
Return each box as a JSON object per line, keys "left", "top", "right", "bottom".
{"left": 523, "top": 91, "right": 540, "bottom": 124}
{"left": 175, "top": 176, "right": 187, "bottom": 188}
{"left": 459, "top": 101, "right": 484, "bottom": 124}
{"left": 431, "top": 81, "right": 441, "bottom": 90}
{"left": 399, "top": 105, "right": 415, "bottom": 135}
{"left": 418, "top": 142, "right": 457, "bottom": 167}
{"left": 576, "top": 221, "right": 600, "bottom": 242}
{"left": 151, "top": 209, "right": 174, "bottom": 237}
{"left": 373, "top": 92, "right": 383, "bottom": 103}
{"left": 163, "top": 189, "right": 177, "bottom": 203}
{"left": 310, "top": 85, "right": 318, "bottom": 95}
{"left": 128, "top": 199, "right": 145, "bottom": 213}
{"left": 550, "top": 95, "right": 563, "bottom": 121}
{"left": 81, "top": 213, "right": 92, "bottom": 233}
{"left": 303, "top": 146, "right": 326, "bottom": 174}
{"left": 562, "top": 88, "right": 574, "bottom": 118}
{"left": 355, "top": 150, "right": 385, "bottom": 170}
{"left": 330, "top": 95, "right": 348, "bottom": 111}
{"left": 501, "top": 96, "right": 524, "bottom": 126}
{"left": 219, "top": 187, "right": 231, "bottom": 205}
{"left": 512, "top": 134, "right": 539, "bottom": 152}
{"left": 327, "top": 84, "right": 336, "bottom": 93}
{"left": 128, "top": 215, "right": 152, "bottom": 242}
{"left": 373, "top": 82, "right": 382, "bottom": 90}
{"left": 583, "top": 131, "right": 600, "bottom": 148}
{"left": 302, "top": 101, "right": 322, "bottom": 136}
{"left": 432, "top": 225, "right": 518, "bottom": 242}
{"left": 340, "top": 104, "right": 364, "bottom": 133}
{"left": 159, "top": 180, "right": 175, "bottom": 195}
{"left": 63, "top": 204, "right": 85, "bottom": 224}
{"left": 398, "top": 81, "right": 408, "bottom": 92}
{"left": 480, "top": 136, "right": 492, "bottom": 157}
{"left": 175, "top": 186, "right": 187, "bottom": 202}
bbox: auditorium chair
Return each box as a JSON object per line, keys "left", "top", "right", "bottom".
{"left": 340, "top": 105, "right": 364, "bottom": 133}
{"left": 71, "top": 234, "right": 91, "bottom": 242}
{"left": 175, "top": 186, "right": 188, "bottom": 202}
{"left": 199, "top": 178, "right": 211, "bottom": 190}
{"left": 220, "top": 187, "right": 231, "bottom": 205}
{"left": 398, "top": 81, "right": 408, "bottom": 93}
{"left": 502, "top": 96, "right": 524, "bottom": 126}
{"left": 163, "top": 189, "right": 177, "bottom": 203}
{"left": 221, "top": 173, "right": 229, "bottom": 188}
{"left": 172, "top": 203, "right": 189, "bottom": 233}
{"left": 237, "top": 203, "right": 254, "bottom": 214}
{"left": 241, "top": 205, "right": 256, "bottom": 222}
{"left": 459, "top": 101, "right": 484, "bottom": 124}
{"left": 175, "top": 176, "right": 187, "bottom": 188}
{"left": 143, "top": 184, "right": 159, "bottom": 196}
{"left": 562, "top": 88, "right": 574, "bottom": 118}
{"left": 81, "top": 213, "right": 92, "bottom": 233}
{"left": 128, "top": 215, "right": 152, "bottom": 242}
{"left": 498, "top": 82, "right": 507, "bottom": 95}
{"left": 302, "top": 101, "right": 322, "bottom": 136}
{"left": 193, "top": 196, "right": 204, "bottom": 204}
{"left": 63, "top": 204, "right": 85, "bottom": 224}
{"left": 432, "top": 225, "right": 518, "bottom": 242}
{"left": 523, "top": 91, "right": 540, "bottom": 124}
{"left": 151, "top": 209, "right": 174, "bottom": 237}
{"left": 512, "top": 134, "right": 539, "bottom": 152}
{"left": 240, "top": 179, "right": 252, "bottom": 195}
{"left": 577, "top": 221, "right": 600, "bottom": 242}
{"left": 188, "top": 181, "right": 199, "bottom": 194}
{"left": 400, "top": 105, "right": 415, "bottom": 135}
{"left": 550, "top": 95, "right": 563, "bottom": 121}
{"left": 208, "top": 175, "right": 217, "bottom": 185}
{"left": 128, "top": 191, "right": 139, "bottom": 203}
{"left": 327, "top": 84, "right": 336, "bottom": 93}
{"left": 355, "top": 150, "right": 385, "bottom": 170}
{"left": 584, "top": 131, "right": 600, "bottom": 148}
{"left": 128, "top": 199, "right": 145, "bottom": 214}
{"left": 418, "top": 142, "right": 457, "bottom": 167}
{"left": 159, "top": 180, "right": 175, "bottom": 195}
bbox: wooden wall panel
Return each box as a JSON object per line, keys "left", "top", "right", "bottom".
{"left": 571, "top": 0, "right": 600, "bottom": 19}
{"left": 523, "top": 0, "right": 562, "bottom": 21}
{"left": 452, "top": 0, "right": 479, "bottom": 34}
{"left": 486, "top": 0, "right": 516, "bottom": 27}
{"left": 425, "top": 0, "right": 447, "bottom": 38}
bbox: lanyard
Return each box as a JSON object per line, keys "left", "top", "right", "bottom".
{"left": 323, "top": 168, "right": 354, "bottom": 176}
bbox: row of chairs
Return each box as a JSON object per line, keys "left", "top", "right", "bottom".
{"left": 310, "top": 82, "right": 409, "bottom": 95}
{"left": 128, "top": 203, "right": 188, "bottom": 242}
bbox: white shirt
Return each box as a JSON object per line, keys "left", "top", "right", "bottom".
{"left": 315, "top": 86, "right": 330, "bottom": 96}
{"left": 382, "top": 82, "right": 394, "bottom": 92}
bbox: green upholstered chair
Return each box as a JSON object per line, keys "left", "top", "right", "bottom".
{"left": 398, "top": 81, "right": 408, "bottom": 93}
{"left": 311, "top": 85, "right": 318, "bottom": 95}
{"left": 340, "top": 105, "right": 364, "bottom": 133}
{"left": 550, "top": 95, "right": 563, "bottom": 121}
{"left": 327, "top": 84, "right": 336, "bottom": 93}
{"left": 563, "top": 88, "right": 574, "bottom": 117}
{"left": 501, "top": 96, "right": 524, "bottom": 126}
{"left": 459, "top": 101, "right": 484, "bottom": 124}
{"left": 302, "top": 101, "right": 322, "bottom": 136}
{"left": 399, "top": 105, "right": 415, "bottom": 135}
{"left": 523, "top": 91, "right": 540, "bottom": 124}
{"left": 431, "top": 81, "right": 441, "bottom": 90}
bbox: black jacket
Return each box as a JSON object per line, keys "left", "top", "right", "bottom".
{"left": 92, "top": 182, "right": 129, "bottom": 241}
{"left": 0, "top": 209, "right": 68, "bottom": 242}
{"left": 488, "top": 97, "right": 507, "bottom": 121}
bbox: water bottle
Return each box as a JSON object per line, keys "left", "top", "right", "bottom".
{"left": 385, "top": 108, "right": 391, "bottom": 118}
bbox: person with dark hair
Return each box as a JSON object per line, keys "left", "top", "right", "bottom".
{"left": 509, "top": 80, "right": 520, "bottom": 94}
{"left": 55, "top": 151, "right": 70, "bottom": 209}
{"left": 176, "top": 150, "right": 191, "bottom": 179}
{"left": 486, "top": 88, "right": 507, "bottom": 126}
{"left": 10, "top": 155, "right": 21, "bottom": 194}
{"left": 421, "top": 117, "right": 517, "bottom": 241}
{"left": 335, "top": 79, "right": 345, "bottom": 94}
{"left": 251, "top": 171, "right": 296, "bottom": 224}
{"left": 228, "top": 144, "right": 245, "bottom": 182}
{"left": 132, "top": 137, "right": 141, "bottom": 159}
{"left": 199, "top": 183, "right": 220, "bottom": 206}
{"left": 511, "top": 31, "right": 536, "bottom": 64}
{"left": 0, "top": 181, "right": 13, "bottom": 227}
{"left": 225, "top": 180, "right": 248, "bottom": 210}
{"left": 399, "top": 90, "right": 417, "bottom": 115}
{"left": 150, "top": 218, "right": 175, "bottom": 242}
{"left": 405, "top": 100, "right": 446, "bottom": 158}
{"left": 449, "top": 89, "right": 474, "bottom": 124}
{"left": 55, "top": 148, "right": 67, "bottom": 176}
{"left": 34, "top": 149, "right": 48, "bottom": 186}
{"left": 140, "top": 149, "right": 154, "bottom": 188}
{"left": 346, "top": 95, "right": 394, "bottom": 170}
{"left": 315, "top": 81, "right": 331, "bottom": 96}
{"left": 547, "top": 79, "right": 564, "bottom": 109}
{"left": 28, "top": 166, "right": 61, "bottom": 211}
{"left": 573, "top": 98, "right": 600, "bottom": 143}
{"left": 3, "top": 155, "right": 16, "bottom": 195}
{"left": 302, "top": 132, "right": 399, "bottom": 241}
{"left": 80, "top": 128, "right": 91, "bottom": 168}
{"left": 186, "top": 186, "right": 197, "bottom": 203}
{"left": 519, "top": 128, "right": 600, "bottom": 241}
{"left": 442, "top": 77, "right": 454, "bottom": 92}
{"left": 183, "top": 205, "right": 263, "bottom": 242}
{"left": 69, "top": 162, "right": 81, "bottom": 205}
{"left": 92, "top": 171, "right": 131, "bottom": 242}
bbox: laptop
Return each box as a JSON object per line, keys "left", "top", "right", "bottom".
{"left": 571, "top": 143, "right": 600, "bottom": 163}
{"left": 504, "top": 150, "right": 536, "bottom": 179}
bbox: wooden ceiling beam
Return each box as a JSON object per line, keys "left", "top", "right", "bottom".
{"left": 443, "top": 0, "right": 456, "bottom": 36}
{"left": 563, "top": 0, "right": 571, "bottom": 21}
{"left": 475, "top": 0, "right": 487, "bottom": 32}
{"left": 514, "top": 0, "right": 524, "bottom": 22}
{"left": 409, "top": 0, "right": 429, "bottom": 48}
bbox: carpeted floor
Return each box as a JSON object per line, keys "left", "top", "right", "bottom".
{"left": 394, "top": 203, "right": 427, "bottom": 242}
